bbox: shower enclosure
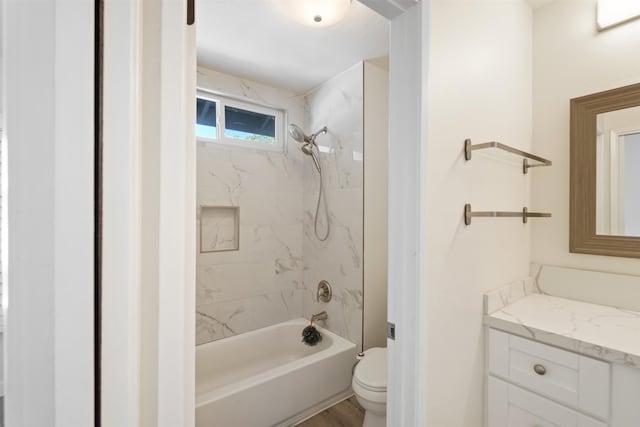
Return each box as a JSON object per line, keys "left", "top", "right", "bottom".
{"left": 195, "top": 62, "right": 373, "bottom": 348}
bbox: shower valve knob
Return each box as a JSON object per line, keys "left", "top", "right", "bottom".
{"left": 317, "top": 280, "right": 332, "bottom": 303}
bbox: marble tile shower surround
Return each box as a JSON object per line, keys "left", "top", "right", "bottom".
{"left": 196, "top": 67, "right": 307, "bottom": 345}
{"left": 302, "top": 63, "right": 364, "bottom": 348}
{"left": 195, "top": 65, "right": 366, "bottom": 347}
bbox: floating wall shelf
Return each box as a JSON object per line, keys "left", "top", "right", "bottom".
{"left": 464, "top": 139, "right": 552, "bottom": 174}
{"left": 464, "top": 204, "right": 551, "bottom": 226}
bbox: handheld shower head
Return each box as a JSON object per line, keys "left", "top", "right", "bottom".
{"left": 289, "top": 123, "right": 327, "bottom": 173}
{"left": 303, "top": 144, "right": 321, "bottom": 172}
{"left": 288, "top": 124, "right": 328, "bottom": 145}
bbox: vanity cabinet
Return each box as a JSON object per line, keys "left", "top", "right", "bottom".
{"left": 487, "top": 328, "right": 640, "bottom": 427}
{"left": 488, "top": 377, "right": 606, "bottom": 427}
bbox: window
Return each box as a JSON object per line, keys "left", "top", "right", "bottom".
{"left": 196, "top": 96, "right": 217, "bottom": 139}
{"left": 196, "top": 90, "right": 284, "bottom": 151}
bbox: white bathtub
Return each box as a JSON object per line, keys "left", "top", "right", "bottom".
{"left": 195, "top": 318, "right": 357, "bottom": 427}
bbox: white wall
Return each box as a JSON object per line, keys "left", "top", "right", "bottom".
{"left": 531, "top": 0, "right": 640, "bottom": 300}
{"left": 363, "top": 60, "right": 389, "bottom": 350}
{"left": 423, "top": 1, "right": 533, "bottom": 425}
{"left": 195, "top": 67, "right": 306, "bottom": 345}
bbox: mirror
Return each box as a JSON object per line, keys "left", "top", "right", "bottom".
{"left": 570, "top": 82, "right": 640, "bottom": 258}
{"left": 596, "top": 106, "right": 640, "bottom": 237}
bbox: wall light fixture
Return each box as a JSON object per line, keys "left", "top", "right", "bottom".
{"left": 597, "top": 0, "right": 640, "bottom": 30}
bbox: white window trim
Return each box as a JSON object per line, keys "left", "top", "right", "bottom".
{"left": 195, "top": 91, "right": 220, "bottom": 144}
{"left": 196, "top": 90, "right": 285, "bottom": 153}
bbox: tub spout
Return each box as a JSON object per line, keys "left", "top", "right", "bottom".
{"left": 311, "top": 311, "right": 328, "bottom": 322}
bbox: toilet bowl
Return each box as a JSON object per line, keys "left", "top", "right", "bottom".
{"left": 352, "top": 347, "right": 387, "bottom": 427}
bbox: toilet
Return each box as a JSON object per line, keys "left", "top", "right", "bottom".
{"left": 352, "top": 347, "right": 387, "bottom": 427}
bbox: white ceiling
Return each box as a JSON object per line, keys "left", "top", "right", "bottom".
{"left": 527, "top": 0, "right": 557, "bottom": 10}
{"left": 196, "top": 0, "right": 389, "bottom": 93}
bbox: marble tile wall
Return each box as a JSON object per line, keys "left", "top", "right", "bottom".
{"left": 196, "top": 64, "right": 366, "bottom": 349}
{"left": 196, "top": 67, "right": 307, "bottom": 345}
{"left": 302, "top": 63, "right": 364, "bottom": 349}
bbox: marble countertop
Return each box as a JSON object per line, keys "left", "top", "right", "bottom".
{"left": 485, "top": 291, "right": 640, "bottom": 368}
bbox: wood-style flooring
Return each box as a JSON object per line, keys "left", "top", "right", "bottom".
{"left": 295, "top": 396, "right": 365, "bottom": 427}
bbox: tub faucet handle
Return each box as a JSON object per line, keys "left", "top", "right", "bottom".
{"left": 317, "top": 280, "right": 332, "bottom": 303}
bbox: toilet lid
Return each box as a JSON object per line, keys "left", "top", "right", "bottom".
{"left": 354, "top": 348, "right": 387, "bottom": 392}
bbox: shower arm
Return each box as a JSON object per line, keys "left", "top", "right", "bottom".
{"left": 308, "top": 126, "right": 328, "bottom": 143}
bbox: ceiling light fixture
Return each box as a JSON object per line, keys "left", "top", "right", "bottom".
{"left": 284, "top": 0, "right": 352, "bottom": 27}
{"left": 597, "top": 0, "right": 640, "bottom": 30}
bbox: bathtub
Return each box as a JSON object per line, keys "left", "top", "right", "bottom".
{"left": 195, "top": 318, "right": 357, "bottom": 427}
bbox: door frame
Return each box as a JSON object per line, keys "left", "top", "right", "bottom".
{"left": 387, "top": 3, "right": 427, "bottom": 425}
{"left": 101, "top": 1, "right": 196, "bottom": 426}
{"left": 100, "top": 0, "right": 425, "bottom": 425}
{"left": 3, "top": 0, "right": 95, "bottom": 425}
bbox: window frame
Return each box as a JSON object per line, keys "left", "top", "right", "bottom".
{"left": 195, "top": 91, "right": 220, "bottom": 143}
{"left": 196, "top": 89, "right": 285, "bottom": 152}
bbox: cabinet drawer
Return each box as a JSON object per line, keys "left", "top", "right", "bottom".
{"left": 488, "top": 376, "right": 608, "bottom": 427}
{"left": 489, "top": 329, "right": 610, "bottom": 420}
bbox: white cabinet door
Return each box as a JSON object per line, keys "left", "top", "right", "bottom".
{"left": 489, "top": 329, "right": 610, "bottom": 420}
{"left": 611, "top": 364, "right": 640, "bottom": 427}
{"left": 488, "top": 376, "right": 607, "bottom": 427}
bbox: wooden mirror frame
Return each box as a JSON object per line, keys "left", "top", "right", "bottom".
{"left": 570, "top": 82, "right": 640, "bottom": 258}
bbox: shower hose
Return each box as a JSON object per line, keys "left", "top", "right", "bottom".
{"left": 314, "top": 159, "right": 330, "bottom": 242}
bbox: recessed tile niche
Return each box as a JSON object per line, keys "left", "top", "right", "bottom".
{"left": 199, "top": 206, "right": 239, "bottom": 253}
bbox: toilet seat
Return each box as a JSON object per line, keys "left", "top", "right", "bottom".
{"left": 353, "top": 347, "right": 387, "bottom": 397}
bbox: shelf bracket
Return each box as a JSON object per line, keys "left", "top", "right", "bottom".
{"left": 464, "top": 204, "right": 551, "bottom": 226}
{"left": 464, "top": 139, "right": 552, "bottom": 174}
